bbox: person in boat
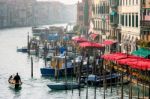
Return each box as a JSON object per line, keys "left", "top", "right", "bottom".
{"left": 13, "top": 73, "right": 21, "bottom": 84}
{"left": 8, "top": 75, "right": 13, "bottom": 83}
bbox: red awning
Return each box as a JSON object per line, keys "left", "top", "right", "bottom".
{"left": 79, "top": 41, "right": 104, "bottom": 48}
{"left": 102, "top": 40, "right": 116, "bottom": 46}
{"left": 72, "top": 37, "right": 88, "bottom": 43}
{"left": 128, "top": 60, "right": 150, "bottom": 70}
{"left": 101, "top": 53, "right": 128, "bottom": 61}
{"left": 117, "top": 57, "right": 144, "bottom": 65}
{"left": 90, "top": 33, "right": 99, "bottom": 39}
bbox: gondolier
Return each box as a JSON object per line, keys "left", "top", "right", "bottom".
{"left": 13, "top": 73, "right": 21, "bottom": 84}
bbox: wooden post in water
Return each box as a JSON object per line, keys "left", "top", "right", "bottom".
{"left": 64, "top": 52, "right": 67, "bottom": 90}
{"left": 86, "top": 55, "right": 89, "bottom": 99}
{"left": 31, "top": 57, "right": 33, "bottom": 77}
{"left": 110, "top": 63, "right": 112, "bottom": 93}
{"left": 149, "top": 78, "right": 150, "bottom": 99}
{"left": 99, "top": 58, "right": 102, "bottom": 90}
{"left": 78, "top": 58, "right": 83, "bottom": 96}
{"left": 137, "top": 77, "right": 140, "bottom": 99}
{"left": 55, "top": 58, "right": 58, "bottom": 81}
{"left": 103, "top": 64, "right": 106, "bottom": 99}
{"left": 121, "top": 68, "right": 124, "bottom": 99}
{"left": 129, "top": 68, "right": 132, "bottom": 99}
{"left": 27, "top": 32, "right": 30, "bottom": 55}
{"left": 93, "top": 57, "right": 96, "bottom": 99}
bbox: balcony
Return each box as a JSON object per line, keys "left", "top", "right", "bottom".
{"left": 141, "top": 20, "right": 150, "bottom": 28}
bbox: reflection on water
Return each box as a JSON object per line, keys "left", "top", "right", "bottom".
{"left": 0, "top": 27, "right": 149, "bottom": 99}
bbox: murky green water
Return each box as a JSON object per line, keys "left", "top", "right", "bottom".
{"left": 0, "top": 27, "right": 149, "bottom": 99}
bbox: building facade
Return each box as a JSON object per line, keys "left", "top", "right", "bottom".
{"left": 77, "top": 0, "right": 84, "bottom": 27}
{"left": 91, "top": 0, "right": 110, "bottom": 42}
{"left": 117, "top": 0, "right": 141, "bottom": 53}
{"left": 141, "top": 0, "right": 150, "bottom": 42}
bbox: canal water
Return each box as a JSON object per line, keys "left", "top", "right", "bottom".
{"left": 0, "top": 27, "right": 148, "bottom": 99}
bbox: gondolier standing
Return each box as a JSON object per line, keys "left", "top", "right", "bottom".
{"left": 13, "top": 73, "right": 21, "bottom": 88}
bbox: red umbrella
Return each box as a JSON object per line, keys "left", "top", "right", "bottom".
{"left": 79, "top": 41, "right": 104, "bottom": 48}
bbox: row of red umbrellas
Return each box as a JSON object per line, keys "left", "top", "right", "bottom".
{"left": 102, "top": 53, "right": 150, "bottom": 70}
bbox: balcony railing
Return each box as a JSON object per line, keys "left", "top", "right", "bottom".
{"left": 141, "top": 20, "right": 150, "bottom": 27}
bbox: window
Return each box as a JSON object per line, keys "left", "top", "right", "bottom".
{"left": 129, "top": 0, "right": 131, "bottom": 5}
{"left": 136, "top": 0, "right": 138, "bottom": 5}
{"left": 136, "top": 14, "right": 138, "bottom": 27}
{"left": 129, "top": 14, "right": 131, "bottom": 26}
{"left": 79, "top": 16, "right": 83, "bottom": 21}
{"left": 119, "top": 0, "right": 122, "bottom": 6}
{"left": 132, "top": 0, "right": 134, "bottom": 5}
{"left": 126, "top": 14, "right": 128, "bottom": 26}
{"left": 121, "top": 14, "right": 124, "bottom": 26}
{"left": 132, "top": 14, "right": 134, "bottom": 27}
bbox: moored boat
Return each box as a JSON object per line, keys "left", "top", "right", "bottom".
{"left": 47, "top": 82, "right": 84, "bottom": 90}
{"left": 17, "top": 47, "right": 28, "bottom": 53}
{"left": 40, "top": 55, "right": 73, "bottom": 77}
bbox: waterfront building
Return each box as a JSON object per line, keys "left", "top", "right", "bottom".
{"left": 77, "top": 0, "right": 92, "bottom": 36}
{"left": 77, "top": 0, "right": 84, "bottom": 27}
{"left": 90, "top": 0, "right": 110, "bottom": 43}
{"left": 0, "top": 1, "right": 8, "bottom": 28}
{"left": 117, "top": 0, "right": 141, "bottom": 53}
{"left": 140, "top": 0, "right": 150, "bottom": 42}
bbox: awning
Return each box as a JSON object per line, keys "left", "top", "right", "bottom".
{"left": 132, "top": 48, "right": 150, "bottom": 58}
{"left": 101, "top": 53, "right": 128, "bottom": 61}
{"left": 79, "top": 41, "right": 104, "bottom": 48}
{"left": 72, "top": 37, "right": 88, "bottom": 43}
{"left": 90, "top": 33, "right": 99, "bottom": 39}
{"left": 102, "top": 40, "right": 116, "bottom": 46}
{"left": 102, "top": 52, "right": 150, "bottom": 70}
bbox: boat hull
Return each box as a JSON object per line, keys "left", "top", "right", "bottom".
{"left": 40, "top": 67, "right": 73, "bottom": 77}
{"left": 9, "top": 83, "right": 22, "bottom": 89}
{"left": 47, "top": 82, "right": 83, "bottom": 90}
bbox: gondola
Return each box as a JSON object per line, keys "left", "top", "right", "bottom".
{"left": 8, "top": 79, "right": 22, "bottom": 89}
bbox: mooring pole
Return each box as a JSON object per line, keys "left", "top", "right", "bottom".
{"left": 86, "top": 55, "right": 89, "bottom": 99}
{"left": 110, "top": 63, "right": 112, "bottom": 93}
{"left": 27, "top": 32, "right": 30, "bottom": 55}
{"left": 121, "top": 69, "right": 124, "bottom": 99}
{"left": 129, "top": 68, "right": 132, "bottom": 99}
{"left": 103, "top": 64, "right": 106, "bottom": 99}
{"left": 31, "top": 57, "right": 33, "bottom": 78}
